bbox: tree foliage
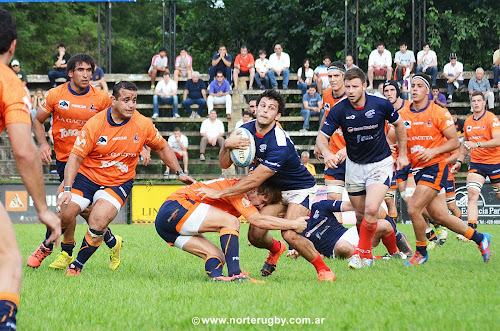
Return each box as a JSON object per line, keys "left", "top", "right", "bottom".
{"left": 1, "top": 0, "right": 499, "bottom": 74}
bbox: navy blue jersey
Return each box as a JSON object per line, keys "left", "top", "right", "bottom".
{"left": 241, "top": 121, "right": 316, "bottom": 191}
{"left": 321, "top": 93, "right": 400, "bottom": 164}
{"left": 301, "top": 200, "right": 348, "bottom": 258}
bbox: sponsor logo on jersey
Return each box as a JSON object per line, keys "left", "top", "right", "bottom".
{"left": 58, "top": 100, "right": 70, "bottom": 109}
{"left": 259, "top": 144, "right": 267, "bottom": 153}
{"left": 357, "top": 134, "right": 374, "bottom": 143}
{"left": 60, "top": 128, "right": 79, "bottom": 138}
{"left": 346, "top": 115, "right": 355, "bottom": 120}
{"left": 133, "top": 133, "right": 140, "bottom": 143}
{"left": 72, "top": 104, "right": 86, "bottom": 109}
{"left": 364, "top": 109, "right": 375, "bottom": 118}
{"left": 75, "top": 135, "right": 86, "bottom": 147}
{"left": 90, "top": 104, "right": 95, "bottom": 110}
{"left": 466, "top": 126, "right": 472, "bottom": 132}
{"left": 426, "top": 119, "right": 432, "bottom": 127}
{"left": 242, "top": 197, "right": 251, "bottom": 207}
{"left": 404, "top": 121, "right": 411, "bottom": 129}
{"left": 410, "top": 145, "right": 425, "bottom": 154}
{"left": 493, "top": 121, "right": 500, "bottom": 127}
{"left": 97, "top": 136, "right": 108, "bottom": 145}
{"left": 112, "top": 136, "right": 127, "bottom": 141}
{"left": 446, "top": 119, "right": 454, "bottom": 126}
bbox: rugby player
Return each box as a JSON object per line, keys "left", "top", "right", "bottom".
{"left": 57, "top": 81, "right": 194, "bottom": 276}
{"left": 27, "top": 53, "right": 130, "bottom": 270}
{"left": 316, "top": 68, "right": 409, "bottom": 269}
{"left": 0, "top": 9, "right": 61, "bottom": 329}
{"left": 451, "top": 91, "right": 500, "bottom": 234}
{"left": 197, "top": 89, "right": 335, "bottom": 282}
{"left": 155, "top": 179, "right": 307, "bottom": 282}
{"left": 399, "top": 74, "right": 491, "bottom": 265}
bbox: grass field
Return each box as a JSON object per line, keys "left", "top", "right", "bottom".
{"left": 13, "top": 223, "right": 500, "bottom": 330}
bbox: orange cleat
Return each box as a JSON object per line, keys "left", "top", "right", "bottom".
{"left": 27, "top": 243, "right": 52, "bottom": 268}
{"left": 317, "top": 269, "right": 336, "bottom": 282}
{"left": 261, "top": 240, "right": 287, "bottom": 277}
{"left": 65, "top": 264, "right": 81, "bottom": 277}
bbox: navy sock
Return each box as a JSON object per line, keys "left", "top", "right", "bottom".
{"left": 43, "top": 227, "right": 66, "bottom": 250}
{"left": 395, "top": 231, "right": 403, "bottom": 242}
{"left": 470, "top": 231, "right": 484, "bottom": 246}
{"left": 61, "top": 241, "right": 75, "bottom": 256}
{"left": 72, "top": 232, "right": 102, "bottom": 270}
{"left": 104, "top": 228, "right": 117, "bottom": 249}
{"left": 0, "top": 296, "right": 18, "bottom": 331}
{"left": 416, "top": 241, "right": 427, "bottom": 256}
{"left": 219, "top": 229, "right": 241, "bottom": 276}
{"left": 205, "top": 256, "right": 224, "bottom": 278}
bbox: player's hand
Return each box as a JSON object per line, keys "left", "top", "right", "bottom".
{"left": 286, "top": 249, "right": 300, "bottom": 259}
{"left": 323, "top": 151, "right": 339, "bottom": 169}
{"left": 313, "top": 145, "right": 323, "bottom": 162}
{"left": 140, "top": 148, "right": 151, "bottom": 166}
{"left": 38, "top": 208, "right": 61, "bottom": 247}
{"left": 225, "top": 132, "right": 250, "bottom": 149}
{"left": 396, "top": 154, "right": 409, "bottom": 171}
{"left": 39, "top": 142, "right": 53, "bottom": 165}
{"left": 450, "top": 162, "right": 461, "bottom": 174}
{"left": 178, "top": 174, "right": 195, "bottom": 185}
{"left": 293, "top": 216, "right": 308, "bottom": 233}
{"left": 415, "top": 148, "right": 436, "bottom": 163}
{"left": 463, "top": 141, "right": 476, "bottom": 150}
{"left": 336, "top": 147, "right": 347, "bottom": 163}
{"left": 195, "top": 187, "right": 222, "bottom": 200}
{"left": 57, "top": 191, "right": 72, "bottom": 208}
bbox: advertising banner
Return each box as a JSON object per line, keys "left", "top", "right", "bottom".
{"left": 131, "top": 183, "right": 183, "bottom": 224}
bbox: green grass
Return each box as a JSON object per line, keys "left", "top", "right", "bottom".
{"left": 13, "top": 224, "right": 500, "bottom": 330}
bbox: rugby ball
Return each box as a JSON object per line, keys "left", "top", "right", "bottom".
{"left": 230, "top": 127, "right": 255, "bottom": 167}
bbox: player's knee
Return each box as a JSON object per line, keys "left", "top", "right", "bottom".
{"left": 334, "top": 240, "right": 355, "bottom": 259}
{"left": 281, "top": 229, "right": 299, "bottom": 245}
{"left": 364, "top": 204, "right": 379, "bottom": 218}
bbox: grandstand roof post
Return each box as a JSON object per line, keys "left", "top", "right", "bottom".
{"left": 168, "top": 1, "right": 177, "bottom": 73}
{"left": 344, "top": 0, "right": 359, "bottom": 64}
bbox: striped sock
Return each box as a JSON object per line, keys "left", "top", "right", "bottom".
{"left": 219, "top": 228, "right": 241, "bottom": 276}
{"left": 205, "top": 256, "right": 224, "bottom": 278}
{"left": 104, "top": 227, "right": 117, "bottom": 249}
{"left": 72, "top": 231, "right": 102, "bottom": 270}
{"left": 0, "top": 292, "right": 19, "bottom": 331}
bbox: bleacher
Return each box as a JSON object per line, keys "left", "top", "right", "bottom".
{"left": 1, "top": 71, "right": 496, "bottom": 182}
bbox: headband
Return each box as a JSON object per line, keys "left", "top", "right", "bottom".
{"left": 327, "top": 65, "right": 346, "bottom": 75}
{"left": 412, "top": 75, "right": 430, "bottom": 91}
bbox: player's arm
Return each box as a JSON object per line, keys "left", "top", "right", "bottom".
{"left": 32, "top": 108, "right": 52, "bottom": 165}
{"left": 219, "top": 129, "right": 251, "bottom": 169}
{"left": 451, "top": 137, "right": 470, "bottom": 174}
{"left": 392, "top": 117, "right": 409, "bottom": 170}
{"left": 316, "top": 132, "right": 338, "bottom": 169}
{"left": 246, "top": 212, "right": 307, "bottom": 233}
{"left": 416, "top": 126, "right": 459, "bottom": 163}
{"left": 197, "top": 164, "right": 274, "bottom": 199}
{"left": 155, "top": 143, "right": 195, "bottom": 184}
{"left": 465, "top": 131, "right": 500, "bottom": 150}
{"left": 8, "top": 122, "right": 61, "bottom": 245}
{"left": 56, "top": 152, "right": 84, "bottom": 209}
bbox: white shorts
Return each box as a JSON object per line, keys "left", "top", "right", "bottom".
{"left": 174, "top": 203, "right": 211, "bottom": 249}
{"left": 68, "top": 190, "right": 123, "bottom": 213}
{"left": 345, "top": 156, "right": 393, "bottom": 194}
{"left": 282, "top": 185, "right": 317, "bottom": 209}
{"left": 333, "top": 226, "right": 359, "bottom": 258}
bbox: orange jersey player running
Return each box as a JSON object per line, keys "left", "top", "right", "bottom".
{"left": 399, "top": 74, "right": 491, "bottom": 266}
{"left": 27, "top": 53, "right": 135, "bottom": 271}
{"left": 0, "top": 9, "right": 61, "bottom": 330}
{"left": 57, "top": 81, "right": 195, "bottom": 276}
{"left": 155, "top": 178, "right": 307, "bottom": 282}
{"left": 451, "top": 91, "right": 500, "bottom": 233}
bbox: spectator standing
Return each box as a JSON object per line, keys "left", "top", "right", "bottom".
{"left": 10, "top": 59, "right": 26, "bottom": 86}
{"left": 367, "top": 42, "right": 393, "bottom": 89}
{"left": 301, "top": 151, "right": 316, "bottom": 176}
{"left": 468, "top": 67, "right": 495, "bottom": 110}
{"left": 199, "top": 109, "right": 225, "bottom": 161}
{"left": 233, "top": 46, "right": 255, "bottom": 90}
{"left": 148, "top": 47, "right": 169, "bottom": 89}
{"left": 173, "top": 49, "right": 192, "bottom": 84}
{"left": 394, "top": 41, "right": 415, "bottom": 82}
{"left": 182, "top": 71, "right": 207, "bottom": 118}
{"left": 207, "top": 71, "right": 232, "bottom": 119}
{"left": 300, "top": 84, "right": 324, "bottom": 132}
{"left": 297, "top": 58, "right": 315, "bottom": 95}
{"left": 443, "top": 53, "right": 464, "bottom": 101}
{"left": 314, "top": 55, "right": 331, "bottom": 94}
{"left": 152, "top": 72, "right": 178, "bottom": 119}
{"left": 165, "top": 127, "right": 189, "bottom": 176}
{"left": 254, "top": 49, "right": 271, "bottom": 89}
{"left": 209, "top": 45, "right": 232, "bottom": 83}
{"left": 90, "top": 66, "right": 108, "bottom": 92}
{"left": 48, "top": 43, "right": 71, "bottom": 88}
{"left": 428, "top": 85, "right": 447, "bottom": 108}
{"left": 269, "top": 44, "right": 290, "bottom": 89}
{"left": 416, "top": 42, "right": 438, "bottom": 85}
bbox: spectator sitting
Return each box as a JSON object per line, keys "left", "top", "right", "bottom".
{"left": 173, "top": 48, "right": 192, "bottom": 84}
{"left": 48, "top": 42, "right": 71, "bottom": 88}
{"left": 301, "top": 151, "right": 316, "bottom": 176}
{"left": 494, "top": 43, "right": 500, "bottom": 95}
{"left": 148, "top": 47, "right": 169, "bottom": 89}
{"left": 367, "top": 41, "right": 393, "bottom": 89}
{"left": 345, "top": 55, "right": 358, "bottom": 71}
{"left": 31, "top": 88, "right": 44, "bottom": 120}
{"left": 207, "top": 71, "right": 232, "bottom": 119}
{"left": 300, "top": 84, "right": 324, "bottom": 132}
{"left": 10, "top": 59, "right": 27, "bottom": 87}
{"left": 269, "top": 43, "right": 290, "bottom": 89}
{"left": 314, "top": 55, "right": 331, "bottom": 94}
{"left": 373, "top": 82, "right": 385, "bottom": 98}
{"left": 199, "top": 109, "right": 225, "bottom": 161}
{"left": 254, "top": 49, "right": 271, "bottom": 89}
{"left": 165, "top": 127, "right": 189, "bottom": 176}
{"left": 209, "top": 45, "right": 232, "bottom": 83}
{"left": 428, "top": 85, "right": 447, "bottom": 108}
{"left": 416, "top": 42, "right": 438, "bottom": 85}
{"left": 394, "top": 41, "right": 415, "bottom": 82}
{"left": 152, "top": 72, "right": 178, "bottom": 119}
{"left": 235, "top": 110, "right": 252, "bottom": 129}
{"left": 443, "top": 53, "right": 464, "bottom": 101}
{"left": 90, "top": 66, "right": 108, "bottom": 92}
{"left": 233, "top": 46, "right": 255, "bottom": 90}
{"left": 401, "top": 72, "right": 415, "bottom": 100}
{"left": 182, "top": 71, "right": 207, "bottom": 119}
{"left": 468, "top": 67, "right": 495, "bottom": 110}
{"left": 298, "top": 58, "right": 315, "bottom": 95}
{"left": 448, "top": 108, "right": 465, "bottom": 140}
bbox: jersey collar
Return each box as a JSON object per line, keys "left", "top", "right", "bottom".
{"left": 473, "top": 110, "right": 487, "bottom": 121}
{"left": 68, "top": 83, "right": 90, "bottom": 96}
{"left": 410, "top": 100, "right": 431, "bottom": 113}
{"left": 107, "top": 107, "right": 131, "bottom": 127}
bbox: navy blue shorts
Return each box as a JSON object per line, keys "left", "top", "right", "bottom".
{"left": 324, "top": 161, "right": 346, "bottom": 181}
